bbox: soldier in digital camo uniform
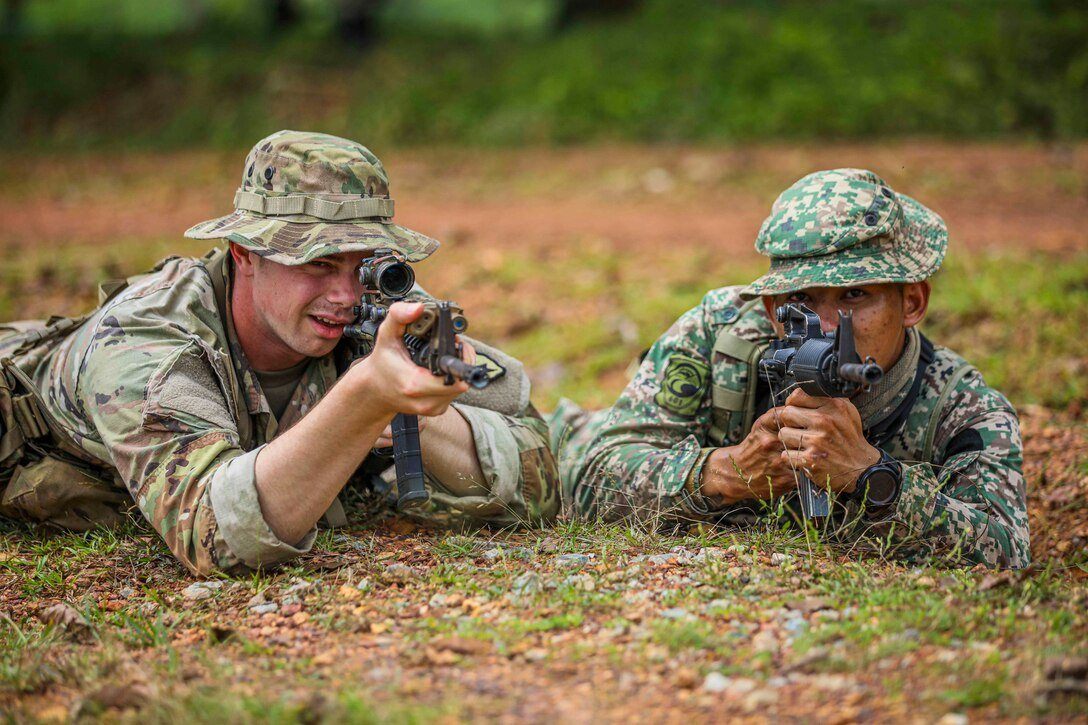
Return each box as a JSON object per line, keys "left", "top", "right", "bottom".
{"left": 0, "top": 130, "right": 560, "bottom": 576}
{"left": 551, "top": 168, "right": 1028, "bottom": 569}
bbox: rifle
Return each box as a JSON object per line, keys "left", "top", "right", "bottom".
{"left": 758, "top": 304, "right": 884, "bottom": 520}
{"left": 342, "top": 248, "right": 490, "bottom": 510}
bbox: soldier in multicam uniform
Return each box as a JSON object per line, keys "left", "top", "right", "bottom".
{"left": 0, "top": 130, "right": 560, "bottom": 576}
{"left": 551, "top": 169, "right": 1029, "bottom": 569}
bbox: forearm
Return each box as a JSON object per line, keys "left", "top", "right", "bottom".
{"left": 577, "top": 431, "right": 706, "bottom": 520}
{"left": 255, "top": 368, "right": 392, "bottom": 544}
{"left": 420, "top": 407, "right": 487, "bottom": 496}
{"left": 891, "top": 463, "right": 1030, "bottom": 568}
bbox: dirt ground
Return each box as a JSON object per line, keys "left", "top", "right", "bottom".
{"left": 2, "top": 141, "right": 1086, "bottom": 256}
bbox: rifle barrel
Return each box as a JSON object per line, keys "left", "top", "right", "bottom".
{"left": 438, "top": 355, "right": 490, "bottom": 389}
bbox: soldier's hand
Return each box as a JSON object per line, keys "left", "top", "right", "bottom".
{"left": 701, "top": 407, "right": 800, "bottom": 504}
{"left": 769, "top": 389, "right": 881, "bottom": 493}
{"left": 351, "top": 302, "right": 469, "bottom": 419}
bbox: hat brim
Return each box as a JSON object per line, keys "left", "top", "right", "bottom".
{"left": 184, "top": 210, "right": 439, "bottom": 264}
{"left": 740, "top": 194, "right": 946, "bottom": 300}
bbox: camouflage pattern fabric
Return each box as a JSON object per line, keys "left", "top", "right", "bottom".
{"left": 10, "top": 254, "right": 560, "bottom": 575}
{"left": 741, "top": 168, "right": 947, "bottom": 299}
{"left": 185, "top": 130, "right": 439, "bottom": 265}
{"left": 553, "top": 285, "right": 1029, "bottom": 569}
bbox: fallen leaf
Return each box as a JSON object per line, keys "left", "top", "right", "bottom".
{"left": 38, "top": 602, "right": 90, "bottom": 637}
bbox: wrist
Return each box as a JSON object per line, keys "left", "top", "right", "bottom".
{"left": 701, "top": 446, "right": 751, "bottom": 506}
{"left": 843, "top": 444, "right": 883, "bottom": 494}
{"left": 340, "top": 359, "right": 399, "bottom": 423}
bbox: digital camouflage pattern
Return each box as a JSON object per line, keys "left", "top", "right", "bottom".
{"left": 555, "top": 286, "right": 1029, "bottom": 569}
{"left": 3, "top": 253, "right": 560, "bottom": 575}
{"left": 741, "top": 168, "right": 947, "bottom": 299}
{"left": 185, "top": 130, "right": 440, "bottom": 265}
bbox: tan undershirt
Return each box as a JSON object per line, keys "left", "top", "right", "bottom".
{"left": 255, "top": 358, "right": 310, "bottom": 421}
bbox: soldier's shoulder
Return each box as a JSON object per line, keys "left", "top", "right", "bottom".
{"left": 698, "top": 285, "right": 773, "bottom": 340}
{"left": 923, "top": 340, "right": 1016, "bottom": 417}
{"left": 79, "top": 256, "right": 226, "bottom": 360}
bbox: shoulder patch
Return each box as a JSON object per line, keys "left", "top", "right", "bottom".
{"left": 474, "top": 352, "right": 507, "bottom": 382}
{"left": 655, "top": 354, "right": 709, "bottom": 416}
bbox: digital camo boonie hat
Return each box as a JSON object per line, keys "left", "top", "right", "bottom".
{"left": 185, "top": 130, "right": 439, "bottom": 264}
{"left": 740, "top": 168, "right": 947, "bottom": 300}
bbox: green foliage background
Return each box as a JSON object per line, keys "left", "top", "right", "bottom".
{"left": 2, "top": 0, "right": 1086, "bottom": 149}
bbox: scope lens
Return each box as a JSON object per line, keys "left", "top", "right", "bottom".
{"left": 376, "top": 262, "right": 415, "bottom": 297}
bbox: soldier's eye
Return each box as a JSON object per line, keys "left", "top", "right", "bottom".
{"left": 843, "top": 289, "right": 866, "bottom": 300}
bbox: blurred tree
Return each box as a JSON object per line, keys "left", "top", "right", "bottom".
{"left": 1, "top": 0, "right": 25, "bottom": 35}
{"left": 554, "top": 0, "right": 641, "bottom": 30}
{"left": 337, "top": 0, "right": 388, "bottom": 46}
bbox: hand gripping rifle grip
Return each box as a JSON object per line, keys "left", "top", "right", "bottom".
{"left": 392, "top": 413, "right": 428, "bottom": 510}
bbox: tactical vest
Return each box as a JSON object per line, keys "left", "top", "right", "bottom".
{"left": 702, "top": 298, "right": 971, "bottom": 461}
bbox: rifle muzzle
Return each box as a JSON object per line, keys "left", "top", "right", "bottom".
{"left": 439, "top": 356, "right": 491, "bottom": 389}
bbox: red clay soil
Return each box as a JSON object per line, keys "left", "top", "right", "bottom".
{"left": 2, "top": 142, "right": 1086, "bottom": 258}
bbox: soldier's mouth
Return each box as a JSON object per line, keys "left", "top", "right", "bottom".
{"left": 309, "top": 314, "right": 348, "bottom": 338}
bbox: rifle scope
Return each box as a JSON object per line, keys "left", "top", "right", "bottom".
{"left": 360, "top": 251, "right": 415, "bottom": 299}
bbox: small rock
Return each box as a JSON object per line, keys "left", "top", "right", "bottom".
{"left": 181, "top": 582, "right": 219, "bottom": 601}
{"left": 702, "top": 672, "right": 730, "bottom": 693}
{"left": 642, "top": 167, "right": 676, "bottom": 195}
{"left": 384, "top": 563, "right": 417, "bottom": 582}
{"left": 511, "top": 572, "right": 543, "bottom": 598}
{"left": 743, "top": 688, "right": 779, "bottom": 711}
{"left": 783, "top": 618, "right": 808, "bottom": 636}
{"left": 770, "top": 553, "right": 794, "bottom": 566}
{"left": 726, "top": 678, "right": 759, "bottom": 697}
{"left": 282, "top": 579, "right": 313, "bottom": 596}
{"left": 936, "top": 715, "right": 968, "bottom": 725}
{"left": 692, "top": 547, "right": 727, "bottom": 563}
{"left": 428, "top": 593, "right": 449, "bottom": 608}
{"left": 138, "top": 602, "right": 159, "bottom": 616}
{"left": 251, "top": 603, "right": 279, "bottom": 615}
{"left": 483, "top": 546, "right": 532, "bottom": 561}
{"left": 524, "top": 647, "right": 547, "bottom": 662}
{"left": 661, "top": 608, "right": 691, "bottom": 620}
{"left": 355, "top": 578, "right": 372, "bottom": 592}
{"left": 563, "top": 574, "right": 596, "bottom": 592}
{"left": 727, "top": 544, "right": 748, "bottom": 554}
{"left": 554, "top": 553, "right": 593, "bottom": 568}
{"left": 751, "top": 630, "right": 778, "bottom": 653}
{"left": 118, "top": 587, "right": 137, "bottom": 599}
{"left": 247, "top": 593, "right": 267, "bottom": 607}
{"left": 281, "top": 595, "right": 301, "bottom": 607}
{"left": 705, "top": 599, "right": 732, "bottom": 614}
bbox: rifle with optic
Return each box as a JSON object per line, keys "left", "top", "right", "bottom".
{"left": 342, "top": 248, "right": 490, "bottom": 510}
{"left": 758, "top": 304, "right": 884, "bottom": 520}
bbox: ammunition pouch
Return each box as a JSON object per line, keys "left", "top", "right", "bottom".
{"left": 0, "top": 456, "right": 127, "bottom": 531}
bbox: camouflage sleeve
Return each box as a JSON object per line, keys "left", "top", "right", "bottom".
{"left": 422, "top": 402, "right": 560, "bottom": 527}
{"left": 890, "top": 375, "right": 1029, "bottom": 569}
{"left": 572, "top": 301, "right": 718, "bottom": 521}
{"left": 80, "top": 337, "right": 314, "bottom": 575}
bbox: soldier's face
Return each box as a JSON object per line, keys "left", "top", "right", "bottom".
{"left": 762, "top": 282, "right": 930, "bottom": 375}
{"left": 234, "top": 248, "right": 368, "bottom": 367}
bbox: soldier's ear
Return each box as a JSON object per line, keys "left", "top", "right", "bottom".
{"left": 228, "top": 242, "right": 256, "bottom": 277}
{"left": 902, "top": 282, "right": 930, "bottom": 328}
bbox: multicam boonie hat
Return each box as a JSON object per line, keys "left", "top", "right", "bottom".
{"left": 740, "top": 168, "right": 947, "bottom": 300}
{"left": 185, "top": 130, "right": 439, "bottom": 264}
